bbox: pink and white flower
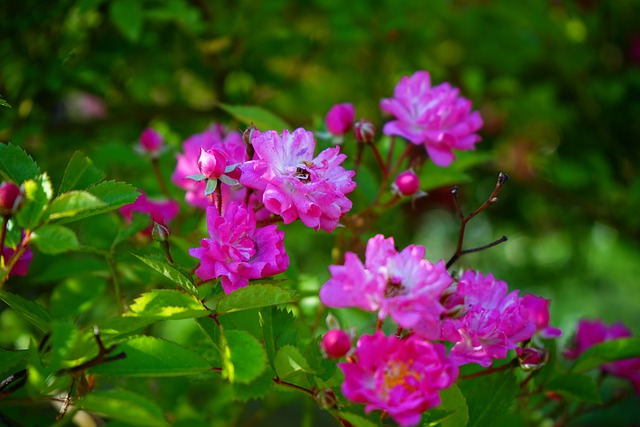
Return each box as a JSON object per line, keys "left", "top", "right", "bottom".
{"left": 339, "top": 331, "right": 458, "bottom": 427}
{"left": 380, "top": 71, "right": 483, "bottom": 167}
{"left": 189, "top": 201, "right": 289, "bottom": 294}
{"left": 320, "top": 234, "right": 452, "bottom": 339}
{"left": 441, "top": 271, "right": 536, "bottom": 367}
{"left": 239, "top": 128, "right": 356, "bottom": 232}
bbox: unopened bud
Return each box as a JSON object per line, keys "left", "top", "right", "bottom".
{"left": 393, "top": 170, "right": 420, "bottom": 196}
{"left": 198, "top": 148, "right": 228, "bottom": 180}
{"left": 139, "top": 128, "right": 164, "bottom": 155}
{"left": 321, "top": 329, "right": 351, "bottom": 359}
{"left": 314, "top": 389, "right": 337, "bottom": 409}
{"left": 151, "top": 222, "right": 170, "bottom": 242}
{"left": 354, "top": 119, "right": 375, "bottom": 144}
{"left": 0, "top": 181, "right": 23, "bottom": 216}
{"left": 519, "top": 347, "right": 548, "bottom": 371}
{"left": 325, "top": 103, "right": 355, "bottom": 136}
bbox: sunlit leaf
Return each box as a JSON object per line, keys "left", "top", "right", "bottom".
{"left": 216, "top": 284, "right": 298, "bottom": 314}
{"left": 127, "top": 289, "right": 210, "bottom": 320}
{"left": 220, "top": 329, "right": 267, "bottom": 384}
{"left": 133, "top": 254, "right": 197, "bottom": 295}
{"left": 79, "top": 389, "right": 169, "bottom": 427}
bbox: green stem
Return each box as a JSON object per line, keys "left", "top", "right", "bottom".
{"left": 151, "top": 158, "right": 171, "bottom": 198}
{"left": 0, "top": 230, "right": 30, "bottom": 288}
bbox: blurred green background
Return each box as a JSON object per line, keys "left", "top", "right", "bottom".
{"left": 1, "top": 0, "right": 640, "bottom": 425}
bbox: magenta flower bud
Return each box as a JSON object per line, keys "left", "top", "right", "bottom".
{"left": 321, "top": 329, "right": 351, "bottom": 359}
{"left": 139, "top": 128, "right": 163, "bottom": 154}
{"left": 393, "top": 170, "right": 420, "bottom": 196}
{"left": 0, "top": 182, "right": 22, "bottom": 216}
{"left": 519, "top": 347, "right": 547, "bottom": 371}
{"left": 325, "top": 103, "right": 355, "bottom": 136}
{"left": 354, "top": 119, "right": 375, "bottom": 144}
{"left": 197, "top": 148, "right": 228, "bottom": 180}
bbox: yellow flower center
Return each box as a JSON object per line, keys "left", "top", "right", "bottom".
{"left": 382, "top": 359, "right": 421, "bottom": 397}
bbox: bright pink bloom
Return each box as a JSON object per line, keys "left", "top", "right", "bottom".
{"left": 139, "top": 128, "right": 163, "bottom": 155}
{"left": 189, "top": 201, "right": 289, "bottom": 294}
{"left": 321, "top": 329, "right": 351, "bottom": 359}
{"left": 320, "top": 235, "right": 452, "bottom": 339}
{"left": 197, "top": 148, "right": 228, "bottom": 180}
{"left": 339, "top": 331, "right": 457, "bottom": 427}
{"left": 120, "top": 192, "right": 179, "bottom": 235}
{"left": 522, "top": 294, "right": 562, "bottom": 339}
{"left": 380, "top": 71, "right": 483, "bottom": 167}
{"left": 0, "top": 182, "right": 22, "bottom": 215}
{"left": 172, "top": 125, "right": 247, "bottom": 209}
{"left": 393, "top": 170, "right": 420, "bottom": 196}
{"left": 565, "top": 319, "right": 640, "bottom": 394}
{"left": 441, "top": 271, "right": 536, "bottom": 367}
{"left": 325, "top": 103, "right": 355, "bottom": 136}
{"left": 1, "top": 246, "right": 32, "bottom": 277}
{"left": 239, "top": 128, "right": 356, "bottom": 232}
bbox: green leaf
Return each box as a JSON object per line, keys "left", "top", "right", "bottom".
{"left": 0, "top": 143, "right": 40, "bottom": 184}
{"left": 459, "top": 370, "right": 517, "bottom": 427}
{"left": 439, "top": 384, "right": 469, "bottom": 427}
{"left": 274, "top": 345, "right": 314, "bottom": 379}
{"left": 59, "top": 151, "right": 105, "bottom": 194}
{"left": 133, "top": 254, "right": 197, "bottom": 295}
{"left": 219, "top": 104, "right": 290, "bottom": 132}
{"left": 423, "top": 408, "right": 456, "bottom": 426}
{"left": 47, "top": 320, "right": 79, "bottom": 373}
{"left": 46, "top": 191, "right": 107, "bottom": 221}
{"left": 0, "top": 348, "right": 28, "bottom": 378}
{"left": 545, "top": 373, "right": 602, "bottom": 404}
{"left": 89, "top": 336, "right": 212, "bottom": 377}
{"left": 0, "top": 290, "right": 52, "bottom": 332}
{"left": 31, "top": 224, "right": 80, "bottom": 254}
{"left": 80, "top": 389, "right": 169, "bottom": 427}
{"left": 336, "top": 412, "right": 378, "bottom": 427}
{"left": 304, "top": 336, "right": 336, "bottom": 382}
{"left": 0, "top": 97, "right": 11, "bottom": 108}
{"left": 571, "top": 338, "right": 640, "bottom": 374}
{"left": 231, "top": 367, "right": 274, "bottom": 401}
{"left": 195, "top": 316, "right": 220, "bottom": 348}
{"left": 260, "top": 307, "right": 298, "bottom": 371}
{"left": 50, "top": 277, "right": 107, "bottom": 318}
{"left": 109, "top": 0, "right": 144, "bottom": 42}
{"left": 97, "top": 317, "right": 158, "bottom": 345}
{"left": 127, "top": 289, "right": 210, "bottom": 320}
{"left": 216, "top": 284, "right": 298, "bottom": 314}
{"left": 15, "top": 173, "right": 53, "bottom": 229}
{"left": 49, "top": 180, "right": 139, "bottom": 224}
{"left": 220, "top": 329, "right": 267, "bottom": 384}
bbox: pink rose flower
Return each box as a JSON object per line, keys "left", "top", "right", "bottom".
{"left": 325, "top": 103, "right": 355, "bottom": 136}
{"left": 380, "top": 71, "right": 483, "bottom": 167}
{"left": 441, "top": 271, "right": 536, "bottom": 367}
{"left": 339, "top": 331, "right": 458, "bottom": 426}
{"left": 565, "top": 319, "right": 640, "bottom": 394}
{"left": 119, "top": 191, "right": 179, "bottom": 235}
{"left": 172, "top": 125, "right": 247, "bottom": 209}
{"left": 189, "top": 201, "right": 289, "bottom": 294}
{"left": 320, "top": 234, "right": 452, "bottom": 339}
{"left": 239, "top": 128, "right": 356, "bottom": 232}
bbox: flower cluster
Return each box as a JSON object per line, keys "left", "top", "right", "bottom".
{"left": 320, "top": 234, "right": 561, "bottom": 425}
{"left": 171, "top": 125, "right": 355, "bottom": 293}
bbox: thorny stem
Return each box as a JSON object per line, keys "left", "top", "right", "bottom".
{"left": 273, "top": 377, "right": 315, "bottom": 397}
{"left": 60, "top": 326, "right": 126, "bottom": 375}
{"left": 151, "top": 157, "right": 171, "bottom": 198}
{"left": 459, "top": 358, "right": 519, "bottom": 381}
{"left": 446, "top": 172, "right": 509, "bottom": 269}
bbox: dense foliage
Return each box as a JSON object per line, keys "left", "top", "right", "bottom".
{"left": 1, "top": 0, "right": 640, "bottom": 426}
